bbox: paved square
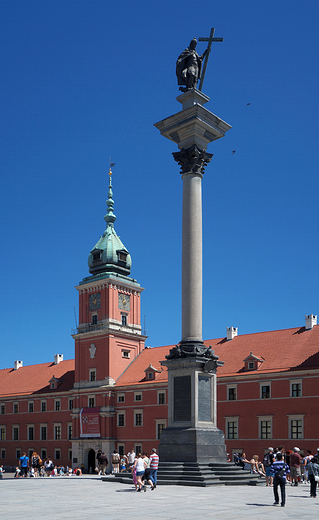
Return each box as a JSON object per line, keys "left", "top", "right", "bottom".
{"left": 1, "top": 475, "right": 318, "bottom": 519}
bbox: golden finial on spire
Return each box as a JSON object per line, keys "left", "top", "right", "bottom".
{"left": 109, "top": 158, "right": 115, "bottom": 176}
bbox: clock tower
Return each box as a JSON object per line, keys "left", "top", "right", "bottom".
{"left": 72, "top": 166, "right": 146, "bottom": 388}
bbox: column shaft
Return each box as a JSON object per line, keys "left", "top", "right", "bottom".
{"left": 181, "top": 172, "right": 202, "bottom": 342}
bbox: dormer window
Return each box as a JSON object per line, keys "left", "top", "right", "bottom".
{"left": 144, "top": 363, "right": 162, "bottom": 381}
{"left": 243, "top": 352, "right": 264, "bottom": 371}
{"left": 49, "top": 376, "right": 59, "bottom": 390}
{"left": 93, "top": 252, "right": 101, "bottom": 261}
{"left": 117, "top": 249, "right": 128, "bottom": 266}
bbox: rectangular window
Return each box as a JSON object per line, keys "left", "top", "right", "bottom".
{"left": 121, "top": 315, "right": 127, "bottom": 326}
{"left": 291, "top": 382, "right": 302, "bottom": 397}
{"left": 227, "top": 421, "right": 238, "bottom": 439}
{"left": 117, "top": 394, "right": 125, "bottom": 403}
{"left": 117, "top": 413, "right": 125, "bottom": 427}
{"left": 28, "top": 402, "right": 34, "bottom": 413}
{"left": 13, "top": 427, "right": 19, "bottom": 441}
{"left": 88, "top": 397, "right": 95, "bottom": 408}
{"left": 41, "top": 449, "right": 47, "bottom": 461}
{"left": 55, "top": 400, "right": 61, "bottom": 411}
{"left": 1, "top": 404, "right": 5, "bottom": 415}
{"left": 290, "top": 419, "right": 303, "bottom": 439}
{"left": 260, "top": 420, "right": 271, "bottom": 439}
{"left": 13, "top": 403, "right": 18, "bottom": 414}
{"left": 55, "top": 449, "right": 61, "bottom": 460}
{"left": 158, "top": 392, "right": 165, "bottom": 405}
{"left": 261, "top": 385, "right": 270, "bottom": 399}
{"left": 134, "top": 411, "right": 143, "bottom": 427}
{"left": 248, "top": 362, "right": 255, "bottom": 370}
{"left": 68, "top": 424, "right": 73, "bottom": 440}
{"left": 1, "top": 449, "right": 6, "bottom": 459}
{"left": 41, "top": 401, "right": 47, "bottom": 412}
{"left": 157, "top": 422, "right": 166, "bottom": 440}
{"left": 118, "top": 444, "right": 125, "bottom": 457}
{"left": 92, "top": 315, "right": 98, "bottom": 325}
{"left": 135, "top": 444, "right": 142, "bottom": 455}
{"left": 122, "top": 350, "right": 130, "bottom": 358}
{"left": 28, "top": 449, "right": 33, "bottom": 460}
{"left": 16, "top": 449, "right": 21, "bottom": 459}
{"left": 0, "top": 427, "right": 6, "bottom": 441}
{"left": 69, "top": 399, "right": 73, "bottom": 410}
{"left": 68, "top": 449, "right": 72, "bottom": 461}
{"left": 28, "top": 426, "right": 34, "bottom": 441}
{"left": 54, "top": 425, "right": 61, "bottom": 441}
{"left": 134, "top": 393, "right": 142, "bottom": 402}
{"left": 228, "top": 387, "right": 237, "bottom": 401}
{"left": 89, "top": 369, "right": 96, "bottom": 382}
{"left": 41, "top": 426, "right": 47, "bottom": 441}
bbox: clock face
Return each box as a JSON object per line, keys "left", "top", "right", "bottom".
{"left": 89, "top": 292, "right": 101, "bottom": 310}
{"left": 118, "top": 293, "right": 130, "bottom": 311}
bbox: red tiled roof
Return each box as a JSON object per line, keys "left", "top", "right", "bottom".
{"left": 116, "top": 325, "right": 319, "bottom": 385}
{"left": 0, "top": 359, "right": 75, "bottom": 398}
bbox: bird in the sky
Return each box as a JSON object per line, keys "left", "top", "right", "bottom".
{"left": 231, "top": 150, "right": 236, "bottom": 155}
{"left": 246, "top": 103, "right": 252, "bottom": 106}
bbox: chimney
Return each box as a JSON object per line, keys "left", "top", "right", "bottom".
{"left": 14, "top": 360, "right": 23, "bottom": 370}
{"left": 227, "top": 327, "right": 238, "bottom": 340}
{"left": 54, "top": 354, "right": 63, "bottom": 365}
{"left": 305, "top": 314, "right": 317, "bottom": 330}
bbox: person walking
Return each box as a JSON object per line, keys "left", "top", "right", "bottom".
{"left": 290, "top": 447, "right": 302, "bottom": 486}
{"left": 133, "top": 453, "right": 147, "bottom": 492}
{"left": 148, "top": 448, "right": 159, "bottom": 489}
{"left": 307, "top": 455, "right": 319, "bottom": 498}
{"left": 263, "top": 447, "right": 275, "bottom": 486}
{"left": 270, "top": 452, "right": 290, "bottom": 507}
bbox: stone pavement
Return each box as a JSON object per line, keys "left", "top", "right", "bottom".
{"left": 1, "top": 474, "right": 318, "bottom": 519}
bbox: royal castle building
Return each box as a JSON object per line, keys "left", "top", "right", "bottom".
{"left": 1, "top": 169, "right": 319, "bottom": 471}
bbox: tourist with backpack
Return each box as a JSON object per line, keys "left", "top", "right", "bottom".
{"left": 270, "top": 452, "right": 290, "bottom": 507}
{"left": 263, "top": 447, "right": 275, "bottom": 486}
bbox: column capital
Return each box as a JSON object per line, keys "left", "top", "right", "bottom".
{"left": 173, "top": 144, "right": 213, "bottom": 176}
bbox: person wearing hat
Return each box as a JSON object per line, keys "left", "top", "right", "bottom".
{"left": 290, "top": 447, "right": 301, "bottom": 486}
{"left": 263, "top": 447, "right": 275, "bottom": 486}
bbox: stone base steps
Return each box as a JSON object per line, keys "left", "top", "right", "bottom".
{"left": 101, "top": 462, "right": 263, "bottom": 487}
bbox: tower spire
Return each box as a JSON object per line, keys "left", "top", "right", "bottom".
{"left": 104, "top": 163, "right": 116, "bottom": 227}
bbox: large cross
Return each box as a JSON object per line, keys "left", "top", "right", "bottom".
{"left": 198, "top": 27, "right": 223, "bottom": 91}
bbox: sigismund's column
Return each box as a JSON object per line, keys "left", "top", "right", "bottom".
{"left": 154, "top": 62, "right": 231, "bottom": 464}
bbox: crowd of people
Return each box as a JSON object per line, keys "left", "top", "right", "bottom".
{"left": 12, "top": 451, "right": 83, "bottom": 478}
{"left": 96, "top": 447, "right": 159, "bottom": 491}
{"left": 234, "top": 445, "right": 319, "bottom": 507}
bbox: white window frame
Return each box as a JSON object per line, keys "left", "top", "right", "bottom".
{"left": 68, "top": 398, "right": 73, "bottom": 411}
{"left": 258, "top": 415, "right": 273, "bottom": 439}
{"left": 12, "top": 425, "right": 19, "bottom": 441}
{"left": 89, "top": 368, "right": 97, "bottom": 382}
{"left": 134, "top": 392, "right": 142, "bottom": 402}
{"left": 122, "top": 350, "right": 130, "bottom": 359}
{"left": 67, "top": 422, "right": 73, "bottom": 440}
{"left": 157, "top": 391, "right": 166, "bottom": 405}
{"left": 55, "top": 448, "right": 61, "bottom": 460}
{"left": 290, "top": 379, "right": 302, "bottom": 398}
{"left": 260, "top": 382, "right": 271, "bottom": 399}
{"left": 225, "top": 416, "right": 239, "bottom": 440}
{"left": 117, "top": 393, "right": 125, "bottom": 403}
{"left": 0, "top": 403, "right": 5, "bottom": 414}
{"left": 135, "top": 443, "right": 142, "bottom": 455}
{"left": 41, "top": 448, "right": 47, "bottom": 461}
{"left": 54, "top": 423, "right": 62, "bottom": 441}
{"left": 134, "top": 409, "right": 143, "bottom": 427}
{"left": 227, "top": 385, "right": 237, "bottom": 401}
{"left": 40, "top": 424, "right": 47, "bottom": 441}
{"left": 117, "top": 411, "right": 126, "bottom": 427}
{"left": 41, "top": 400, "right": 47, "bottom": 412}
{"left": 288, "top": 415, "right": 304, "bottom": 440}
{"left": 13, "top": 402, "right": 19, "bottom": 414}
{"left": 54, "top": 399, "right": 61, "bottom": 411}
{"left": 27, "top": 424, "right": 35, "bottom": 441}
{"left": 0, "top": 425, "right": 6, "bottom": 441}
{"left": 155, "top": 419, "right": 167, "bottom": 440}
{"left": 28, "top": 401, "right": 34, "bottom": 413}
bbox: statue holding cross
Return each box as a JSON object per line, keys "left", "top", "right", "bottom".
{"left": 176, "top": 28, "right": 223, "bottom": 92}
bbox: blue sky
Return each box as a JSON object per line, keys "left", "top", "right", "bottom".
{"left": 1, "top": 0, "right": 319, "bottom": 369}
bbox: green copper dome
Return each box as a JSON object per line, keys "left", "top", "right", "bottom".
{"left": 88, "top": 168, "right": 132, "bottom": 276}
